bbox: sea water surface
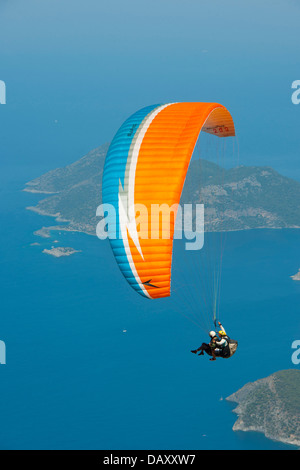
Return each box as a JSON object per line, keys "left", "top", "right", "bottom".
{"left": 0, "top": 173, "right": 299, "bottom": 450}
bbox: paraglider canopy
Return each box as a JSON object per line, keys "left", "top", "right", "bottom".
{"left": 102, "top": 102, "right": 235, "bottom": 300}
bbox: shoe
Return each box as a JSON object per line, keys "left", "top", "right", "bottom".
{"left": 198, "top": 351, "right": 204, "bottom": 356}
{"left": 191, "top": 350, "right": 197, "bottom": 354}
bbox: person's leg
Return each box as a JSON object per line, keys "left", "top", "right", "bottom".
{"left": 191, "top": 343, "right": 210, "bottom": 355}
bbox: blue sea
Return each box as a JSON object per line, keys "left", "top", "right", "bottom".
{"left": 0, "top": 171, "right": 299, "bottom": 450}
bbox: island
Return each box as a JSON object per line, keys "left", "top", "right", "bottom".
{"left": 291, "top": 269, "right": 300, "bottom": 281}
{"left": 226, "top": 370, "right": 300, "bottom": 448}
{"left": 42, "top": 247, "right": 81, "bottom": 258}
{"left": 23, "top": 142, "right": 300, "bottom": 237}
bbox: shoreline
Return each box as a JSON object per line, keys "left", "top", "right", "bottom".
{"left": 26, "top": 205, "right": 300, "bottom": 239}
{"left": 291, "top": 269, "right": 300, "bottom": 281}
{"left": 232, "top": 423, "right": 300, "bottom": 449}
{"left": 226, "top": 371, "right": 300, "bottom": 450}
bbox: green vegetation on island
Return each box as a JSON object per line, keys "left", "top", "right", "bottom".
{"left": 226, "top": 370, "right": 300, "bottom": 448}
{"left": 24, "top": 143, "right": 300, "bottom": 235}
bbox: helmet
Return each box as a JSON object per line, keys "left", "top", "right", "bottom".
{"left": 209, "top": 331, "right": 216, "bottom": 338}
{"left": 219, "top": 331, "right": 227, "bottom": 337}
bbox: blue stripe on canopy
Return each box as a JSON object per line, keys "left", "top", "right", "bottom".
{"left": 102, "top": 104, "right": 161, "bottom": 297}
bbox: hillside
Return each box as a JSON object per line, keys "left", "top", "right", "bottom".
{"left": 24, "top": 143, "right": 300, "bottom": 235}
{"left": 227, "top": 370, "right": 300, "bottom": 448}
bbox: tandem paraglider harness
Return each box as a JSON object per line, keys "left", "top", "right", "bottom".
{"left": 212, "top": 320, "right": 238, "bottom": 358}
{"left": 221, "top": 338, "right": 238, "bottom": 359}
{"left": 205, "top": 337, "right": 238, "bottom": 359}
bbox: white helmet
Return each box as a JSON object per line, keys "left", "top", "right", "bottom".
{"left": 209, "top": 331, "right": 217, "bottom": 338}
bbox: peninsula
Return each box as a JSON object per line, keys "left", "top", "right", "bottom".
{"left": 24, "top": 143, "right": 300, "bottom": 236}
{"left": 226, "top": 370, "right": 300, "bottom": 448}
